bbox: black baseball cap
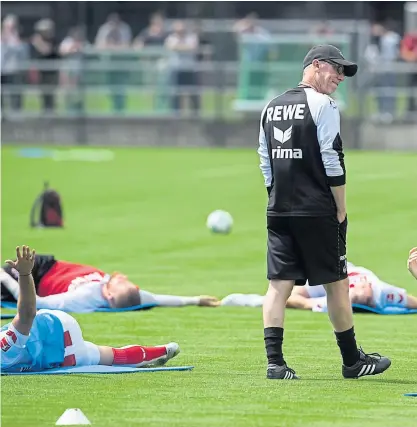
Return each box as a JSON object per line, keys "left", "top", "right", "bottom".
{"left": 303, "top": 44, "right": 358, "bottom": 77}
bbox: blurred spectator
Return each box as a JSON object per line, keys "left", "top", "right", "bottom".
{"left": 233, "top": 13, "right": 270, "bottom": 100}
{"left": 194, "top": 20, "right": 213, "bottom": 63}
{"left": 133, "top": 12, "right": 169, "bottom": 112}
{"left": 165, "top": 20, "right": 199, "bottom": 113}
{"left": 1, "top": 14, "right": 28, "bottom": 113}
{"left": 94, "top": 13, "right": 132, "bottom": 48}
{"left": 365, "top": 22, "right": 401, "bottom": 122}
{"left": 400, "top": 30, "right": 417, "bottom": 115}
{"left": 95, "top": 13, "right": 132, "bottom": 114}
{"left": 193, "top": 20, "right": 214, "bottom": 113}
{"left": 133, "top": 12, "right": 167, "bottom": 48}
{"left": 310, "top": 21, "right": 335, "bottom": 35}
{"left": 233, "top": 12, "right": 257, "bottom": 34}
{"left": 59, "top": 26, "right": 87, "bottom": 114}
{"left": 30, "top": 19, "right": 59, "bottom": 112}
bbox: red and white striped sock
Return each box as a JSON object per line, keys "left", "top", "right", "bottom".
{"left": 111, "top": 345, "right": 166, "bottom": 365}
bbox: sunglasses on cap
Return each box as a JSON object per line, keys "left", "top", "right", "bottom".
{"left": 321, "top": 59, "right": 345, "bottom": 75}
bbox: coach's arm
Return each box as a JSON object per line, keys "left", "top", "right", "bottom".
{"left": 258, "top": 105, "right": 272, "bottom": 196}
{"left": 316, "top": 98, "right": 347, "bottom": 223}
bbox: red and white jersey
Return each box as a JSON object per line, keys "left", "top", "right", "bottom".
{"left": 35, "top": 261, "right": 110, "bottom": 313}
{"left": 346, "top": 264, "right": 407, "bottom": 309}
{"left": 305, "top": 263, "right": 382, "bottom": 298}
{"left": 38, "top": 261, "right": 106, "bottom": 296}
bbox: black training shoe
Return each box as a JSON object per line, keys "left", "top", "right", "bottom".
{"left": 342, "top": 347, "right": 391, "bottom": 379}
{"left": 267, "top": 363, "right": 299, "bottom": 380}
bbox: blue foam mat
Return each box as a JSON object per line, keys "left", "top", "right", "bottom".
{"left": 1, "top": 314, "right": 15, "bottom": 320}
{"left": 1, "top": 302, "right": 18, "bottom": 310}
{"left": 0, "top": 301, "right": 158, "bottom": 312}
{"left": 404, "top": 393, "right": 417, "bottom": 397}
{"left": 352, "top": 304, "right": 417, "bottom": 315}
{"left": 2, "top": 365, "right": 194, "bottom": 375}
{"left": 95, "top": 303, "right": 158, "bottom": 312}
{"left": 3, "top": 301, "right": 416, "bottom": 315}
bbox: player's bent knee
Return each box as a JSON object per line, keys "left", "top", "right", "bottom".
{"left": 48, "top": 310, "right": 100, "bottom": 367}
{"left": 82, "top": 341, "right": 101, "bottom": 366}
{"left": 269, "top": 279, "right": 294, "bottom": 292}
{"left": 265, "top": 281, "right": 295, "bottom": 306}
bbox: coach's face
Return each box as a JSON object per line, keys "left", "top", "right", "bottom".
{"left": 313, "top": 59, "right": 345, "bottom": 95}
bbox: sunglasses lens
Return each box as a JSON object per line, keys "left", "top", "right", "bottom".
{"left": 328, "top": 61, "right": 343, "bottom": 75}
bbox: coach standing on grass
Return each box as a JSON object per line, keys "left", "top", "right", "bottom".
{"left": 257, "top": 45, "right": 392, "bottom": 380}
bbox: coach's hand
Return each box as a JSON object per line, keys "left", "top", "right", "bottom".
{"left": 408, "top": 247, "right": 417, "bottom": 280}
{"left": 198, "top": 296, "right": 221, "bottom": 307}
{"left": 337, "top": 211, "right": 347, "bottom": 224}
{"left": 5, "top": 245, "right": 36, "bottom": 276}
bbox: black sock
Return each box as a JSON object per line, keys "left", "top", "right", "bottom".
{"left": 335, "top": 327, "right": 360, "bottom": 367}
{"left": 264, "top": 327, "right": 285, "bottom": 366}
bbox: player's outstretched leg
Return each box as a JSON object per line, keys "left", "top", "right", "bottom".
{"left": 110, "top": 342, "right": 180, "bottom": 368}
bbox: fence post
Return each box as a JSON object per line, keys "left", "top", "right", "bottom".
{"left": 77, "top": 0, "right": 88, "bottom": 146}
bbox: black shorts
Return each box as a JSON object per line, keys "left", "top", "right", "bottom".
{"left": 267, "top": 215, "right": 348, "bottom": 286}
{"left": 1, "top": 254, "right": 56, "bottom": 301}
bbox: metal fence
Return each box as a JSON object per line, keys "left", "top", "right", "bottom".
{"left": 1, "top": 19, "right": 417, "bottom": 150}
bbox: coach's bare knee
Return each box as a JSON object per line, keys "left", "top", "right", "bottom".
{"left": 263, "top": 280, "right": 294, "bottom": 328}
{"left": 324, "top": 279, "right": 349, "bottom": 299}
{"left": 323, "top": 278, "right": 353, "bottom": 332}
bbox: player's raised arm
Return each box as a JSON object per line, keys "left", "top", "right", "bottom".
{"left": 4, "top": 246, "right": 37, "bottom": 335}
{"left": 408, "top": 247, "right": 417, "bottom": 280}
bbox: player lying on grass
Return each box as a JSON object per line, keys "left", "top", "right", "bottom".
{"left": 1, "top": 246, "right": 180, "bottom": 373}
{"left": 222, "top": 258, "right": 417, "bottom": 311}
{"left": 1, "top": 252, "right": 219, "bottom": 312}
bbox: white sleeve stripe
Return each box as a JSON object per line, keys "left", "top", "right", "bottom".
{"left": 305, "top": 88, "right": 344, "bottom": 178}
{"left": 321, "top": 135, "right": 344, "bottom": 177}
{"left": 258, "top": 104, "right": 272, "bottom": 187}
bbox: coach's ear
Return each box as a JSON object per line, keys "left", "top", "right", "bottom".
{"left": 312, "top": 59, "right": 321, "bottom": 71}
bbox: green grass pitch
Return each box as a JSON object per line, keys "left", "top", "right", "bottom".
{"left": 1, "top": 146, "right": 417, "bottom": 427}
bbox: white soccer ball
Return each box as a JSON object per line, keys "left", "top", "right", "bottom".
{"left": 206, "top": 210, "right": 233, "bottom": 234}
